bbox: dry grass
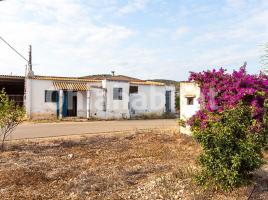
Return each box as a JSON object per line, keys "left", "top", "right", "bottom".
{"left": 0, "top": 129, "right": 268, "bottom": 199}
{"left": 132, "top": 112, "right": 177, "bottom": 120}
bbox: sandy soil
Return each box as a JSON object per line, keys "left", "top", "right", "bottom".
{"left": 0, "top": 129, "right": 268, "bottom": 200}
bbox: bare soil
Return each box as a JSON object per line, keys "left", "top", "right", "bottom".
{"left": 0, "top": 129, "right": 268, "bottom": 200}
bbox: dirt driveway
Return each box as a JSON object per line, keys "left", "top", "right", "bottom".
{"left": 12, "top": 119, "right": 178, "bottom": 140}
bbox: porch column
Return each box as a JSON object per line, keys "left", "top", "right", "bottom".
{"left": 59, "top": 90, "right": 63, "bottom": 120}
{"left": 86, "top": 90, "right": 90, "bottom": 119}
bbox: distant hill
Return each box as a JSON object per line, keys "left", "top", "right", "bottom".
{"left": 148, "top": 79, "right": 180, "bottom": 90}
{"left": 80, "top": 74, "right": 142, "bottom": 82}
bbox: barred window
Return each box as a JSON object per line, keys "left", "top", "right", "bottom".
{"left": 45, "top": 90, "right": 59, "bottom": 102}
{"left": 113, "top": 88, "right": 123, "bottom": 100}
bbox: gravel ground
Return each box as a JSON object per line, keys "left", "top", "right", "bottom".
{"left": 0, "top": 129, "right": 268, "bottom": 200}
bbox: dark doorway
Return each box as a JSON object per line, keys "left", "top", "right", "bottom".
{"left": 63, "top": 91, "right": 77, "bottom": 117}
{"left": 0, "top": 76, "right": 25, "bottom": 106}
{"left": 165, "top": 91, "right": 171, "bottom": 113}
{"left": 70, "top": 94, "right": 77, "bottom": 117}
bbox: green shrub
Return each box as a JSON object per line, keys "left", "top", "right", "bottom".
{"left": 192, "top": 104, "right": 266, "bottom": 191}
{"left": 175, "top": 96, "right": 180, "bottom": 111}
{"left": 262, "top": 99, "right": 268, "bottom": 149}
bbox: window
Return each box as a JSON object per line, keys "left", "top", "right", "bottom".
{"left": 113, "top": 88, "right": 123, "bottom": 100}
{"left": 187, "top": 97, "right": 194, "bottom": 105}
{"left": 130, "top": 86, "right": 138, "bottom": 94}
{"left": 45, "top": 90, "right": 59, "bottom": 102}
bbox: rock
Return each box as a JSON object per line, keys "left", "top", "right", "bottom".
{"left": 68, "top": 154, "right": 74, "bottom": 159}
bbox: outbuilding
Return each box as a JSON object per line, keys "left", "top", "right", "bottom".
{"left": 0, "top": 75, "right": 25, "bottom": 106}
{"left": 179, "top": 81, "right": 201, "bottom": 135}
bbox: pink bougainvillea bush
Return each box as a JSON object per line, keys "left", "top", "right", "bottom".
{"left": 187, "top": 66, "right": 268, "bottom": 191}
{"left": 188, "top": 66, "right": 268, "bottom": 131}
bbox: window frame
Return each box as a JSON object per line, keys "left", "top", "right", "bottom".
{"left": 186, "top": 97, "right": 194, "bottom": 105}
{"left": 45, "top": 90, "right": 59, "bottom": 103}
{"left": 113, "top": 88, "right": 123, "bottom": 100}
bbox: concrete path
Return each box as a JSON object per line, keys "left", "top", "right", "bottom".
{"left": 12, "top": 119, "right": 178, "bottom": 140}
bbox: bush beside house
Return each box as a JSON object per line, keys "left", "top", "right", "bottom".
{"left": 187, "top": 67, "right": 268, "bottom": 191}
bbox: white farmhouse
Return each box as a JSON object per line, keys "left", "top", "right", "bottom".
{"left": 179, "top": 82, "right": 201, "bottom": 135}
{"left": 0, "top": 72, "right": 176, "bottom": 120}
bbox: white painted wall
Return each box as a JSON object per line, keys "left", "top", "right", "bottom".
{"left": 180, "top": 82, "right": 201, "bottom": 135}
{"left": 26, "top": 78, "right": 177, "bottom": 120}
{"left": 129, "top": 84, "right": 166, "bottom": 117}
{"left": 77, "top": 91, "right": 87, "bottom": 118}
{"left": 29, "top": 79, "right": 58, "bottom": 119}
{"left": 89, "top": 87, "right": 107, "bottom": 119}
{"left": 27, "top": 79, "right": 103, "bottom": 120}
{"left": 102, "top": 80, "right": 130, "bottom": 119}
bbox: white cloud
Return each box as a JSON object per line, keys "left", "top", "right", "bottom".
{"left": 187, "top": 2, "right": 268, "bottom": 74}
{"left": 117, "top": 0, "right": 149, "bottom": 15}
{"left": 174, "top": 27, "right": 189, "bottom": 39}
{"left": 0, "top": 0, "right": 136, "bottom": 77}
{"left": 226, "top": 0, "right": 246, "bottom": 8}
{"left": 0, "top": 0, "right": 267, "bottom": 81}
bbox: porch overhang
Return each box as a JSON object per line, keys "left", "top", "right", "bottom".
{"left": 184, "top": 94, "right": 196, "bottom": 98}
{"left": 53, "top": 81, "right": 90, "bottom": 91}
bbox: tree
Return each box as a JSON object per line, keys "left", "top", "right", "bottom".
{"left": 0, "top": 89, "right": 25, "bottom": 150}
{"left": 188, "top": 67, "right": 268, "bottom": 191}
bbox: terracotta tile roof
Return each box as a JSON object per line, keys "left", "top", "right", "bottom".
{"left": 80, "top": 74, "right": 142, "bottom": 82}
{"left": 0, "top": 74, "right": 165, "bottom": 85}
{"left": 33, "top": 75, "right": 164, "bottom": 85}
{"left": 0, "top": 75, "right": 25, "bottom": 80}
{"left": 80, "top": 74, "right": 164, "bottom": 85}
{"left": 130, "top": 81, "right": 165, "bottom": 86}
{"left": 53, "top": 81, "right": 90, "bottom": 91}
{"left": 32, "top": 76, "right": 100, "bottom": 82}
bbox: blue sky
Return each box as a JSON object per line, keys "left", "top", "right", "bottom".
{"left": 0, "top": 0, "right": 267, "bottom": 81}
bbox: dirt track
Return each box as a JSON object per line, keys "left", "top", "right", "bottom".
{"left": 12, "top": 119, "right": 178, "bottom": 140}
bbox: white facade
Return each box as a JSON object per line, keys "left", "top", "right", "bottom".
{"left": 77, "top": 91, "right": 87, "bottom": 118}
{"left": 103, "top": 80, "right": 130, "bottom": 119}
{"left": 25, "top": 76, "right": 176, "bottom": 120}
{"left": 26, "top": 79, "right": 57, "bottom": 119}
{"left": 179, "top": 82, "right": 201, "bottom": 135}
{"left": 89, "top": 87, "right": 107, "bottom": 119}
{"left": 130, "top": 85, "right": 164, "bottom": 116}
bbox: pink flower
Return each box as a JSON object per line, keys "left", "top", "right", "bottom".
{"left": 188, "top": 66, "right": 268, "bottom": 130}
